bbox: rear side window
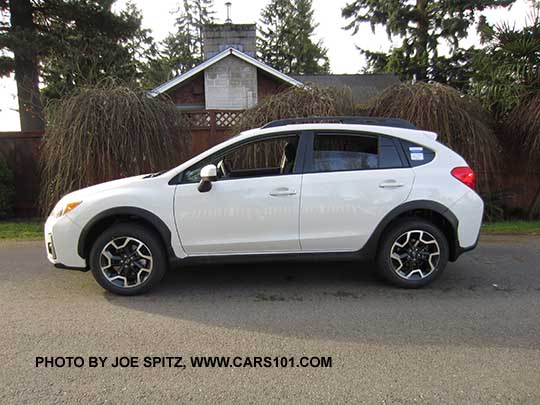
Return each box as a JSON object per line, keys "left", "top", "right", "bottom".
{"left": 400, "top": 140, "right": 436, "bottom": 167}
{"left": 310, "top": 134, "right": 378, "bottom": 173}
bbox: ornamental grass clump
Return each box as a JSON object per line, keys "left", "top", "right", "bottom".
{"left": 40, "top": 85, "right": 190, "bottom": 215}
{"left": 232, "top": 85, "right": 356, "bottom": 133}
{"left": 506, "top": 92, "right": 540, "bottom": 217}
{"left": 367, "top": 82, "right": 498, "bottom": 192}
{"left": 507, "top": 92, "right": 540, "bottom": 168}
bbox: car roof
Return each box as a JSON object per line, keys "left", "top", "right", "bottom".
{"left": 238, "top": 123, "right": 438, "bottom": 143}
{"left": 261, "top": 116, "right": 417, "bottom": 130}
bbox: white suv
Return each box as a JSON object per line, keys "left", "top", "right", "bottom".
{"left": 45, "top": 117, "right": 483, "bottom": 295}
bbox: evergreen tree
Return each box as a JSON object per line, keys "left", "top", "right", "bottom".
{"left": 342, "top": 0, "right": 515, "bottom": 83}
{"left": 145, "top": 0, "right": 215, "bottom": 87}
{"left": 0, "top": 0, "right": 151, "bottom": 130}
{"left": 41, "top": 2, "right": 154, "bottom": 100}
{"left": 1, "top": 0, "right": 44, "bottom": 130}
{"left": 258, "top": 0, "right": 294, "bottom": 73}
{"left": 290, "top": 0, "right": 330, "bottom": 74}
{"left": 172, "top": 0, "right": 215, "bottom": 66}
{"left": 471, "top": 11, "right": 540, "bottom": 118}
{"left": 258, "top": 0, "right": 329, "bottom": 74}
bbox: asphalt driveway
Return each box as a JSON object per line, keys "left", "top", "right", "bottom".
{"left": 1, "top": 235, "right": 539, "bottom": 403}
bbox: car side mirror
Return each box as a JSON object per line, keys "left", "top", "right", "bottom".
{"left": 198, "top": 164, "right": 217, "bottom": 193}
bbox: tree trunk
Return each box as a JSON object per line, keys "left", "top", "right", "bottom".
{"left": 9, "top": 0, "right": 44, "bottom": 131}
{"left": 414, "top": 0, "right": 429, "bottom": 81}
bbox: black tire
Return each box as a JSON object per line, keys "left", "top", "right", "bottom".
{"left": 89, "top": 223, "right": 168, "bottom": 295}
{"left": 376, "top": 219, "right": 449, "bottom": 288}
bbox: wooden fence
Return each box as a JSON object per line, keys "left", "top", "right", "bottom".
{"left": 1, "top": 109, "right": 539, "bottom": 218}
{"left": 0, "top": 110, "right": 242, "bottom": 217}
{"left": 0, "top": 132, "right": 42, "bottom": 217}
{"left": 186, "top": 110, "right": 240, "bottom": 155}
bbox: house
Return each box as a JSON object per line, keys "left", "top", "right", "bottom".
{"left": 150, "top": 23, "right": 399, "bottom": 154}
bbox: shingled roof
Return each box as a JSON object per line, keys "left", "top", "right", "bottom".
{"left": 291, "top": 74, "right": 400, "bottom": 104}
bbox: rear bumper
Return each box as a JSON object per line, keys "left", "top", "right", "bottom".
{"left": 449, "top": 189, "right": 484, "bottom": 258}
{"left": 453, "top": 231, "right": 480, "bottom": 260}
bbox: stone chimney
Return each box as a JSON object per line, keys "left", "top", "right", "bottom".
{"left": 202, "top": 24, "right": 257, "bottom": 60}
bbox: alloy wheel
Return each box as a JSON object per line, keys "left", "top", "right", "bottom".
{"left": 99, "top": 237, "right": 153, "bottom": 288}
{"left": 390, "top": 230, "right": 440, "bottom": 280}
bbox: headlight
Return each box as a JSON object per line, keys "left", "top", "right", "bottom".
{"left": 51, "top": 201, "right": 82, "bottom": 218}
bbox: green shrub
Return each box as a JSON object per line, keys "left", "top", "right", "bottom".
{"left": 0, "top": 159, "right": 15, "bottom": 219}
{"left": 232, "top": 85, "right": 356, "bottom": 134}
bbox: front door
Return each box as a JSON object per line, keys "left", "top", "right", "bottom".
{"left": 174, "top": 134, "right": 302, "bottom": 255}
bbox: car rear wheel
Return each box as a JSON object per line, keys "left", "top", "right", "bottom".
{"left": 376, "top": 219, "right": 449, "bottom": 288}
{"left": 89, "top": 223, "right": 167, "bottom": 295}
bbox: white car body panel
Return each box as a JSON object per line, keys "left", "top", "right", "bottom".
{"left": 45, "top": 214, "right": 85, "bottom": 268}
{"left": 299, "top": 168, "right": 414, "bottom": 251}
{"left": 174, "top": 175, "right": 302, "bottom": 254}
{"left": 45, "top": 175, "right": 187, "bottom": 267}
{"left": 449, "top": 189, "right": 484, "bottom": 248}
{"left": 44, "top": 122, "right": 484, "bottom": 271}
{"left": 406, "top": 142, "right": 470, "bottom": 207}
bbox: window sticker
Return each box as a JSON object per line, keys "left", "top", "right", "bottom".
{"left": 409, "top": 146, "right": 424, "bottom": 161}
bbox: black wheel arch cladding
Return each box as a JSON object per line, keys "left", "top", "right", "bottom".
{"left": 362, "top": 200, "right": 459, "bottom": 261}
{"left": 78, "top": 207, "right": 175, "bottom": 260}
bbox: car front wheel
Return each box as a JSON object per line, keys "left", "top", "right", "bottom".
{"left": 89, "top": 223, "right": 167, "bottom": 295}
{"left": 376, "top": 219, "right": 449, "bottom": 288}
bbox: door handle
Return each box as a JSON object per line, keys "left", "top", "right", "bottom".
{"left": 379, "top": 180, "right": 405, "bottom": 188}
{"left": 269, "top": 187, "right": 297, "bottom": 196}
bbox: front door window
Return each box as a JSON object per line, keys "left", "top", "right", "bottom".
{"left": 182, "top": 134, "right": 298, "bottom": 183}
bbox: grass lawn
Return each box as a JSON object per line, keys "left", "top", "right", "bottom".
{"left": 481, "top": 221, "right": 540, "bottom": 235}
{"left": 0, "top": 220, "right": 43, "bottom": 240}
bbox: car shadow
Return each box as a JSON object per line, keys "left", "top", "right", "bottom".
{"left": 160, "top": 259, "right": 383, "bottom": 295}
{"left": 102, "top": 247, "right": 540, "bottom": 350}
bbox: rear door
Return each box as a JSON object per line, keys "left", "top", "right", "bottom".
{"left": 299, "top": 131, "right": 414, "bottom": 251}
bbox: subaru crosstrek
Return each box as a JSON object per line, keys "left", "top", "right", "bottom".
{"left": 45, "top": 117, "right": 483, "bottom": 295}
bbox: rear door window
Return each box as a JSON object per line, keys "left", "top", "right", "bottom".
{"left": 308, "top": 134, "right": 378, "bottom": 173}
{"left": 306, "top": 132, "right": 408, "bottom": 173}
{"left": 379, "top": 136, "right": 406, "bottom": 169}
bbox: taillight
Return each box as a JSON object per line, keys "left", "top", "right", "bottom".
{"left": 451, "top": 167, "right": 475, "bottom": 190}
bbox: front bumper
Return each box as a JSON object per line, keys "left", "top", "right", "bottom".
{"left": 44, "top": 215, "right": 87, "bottom": 269}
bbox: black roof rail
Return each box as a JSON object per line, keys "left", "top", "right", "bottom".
{"left": 261, "top": 116, "right": 417, "bottom": 130}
